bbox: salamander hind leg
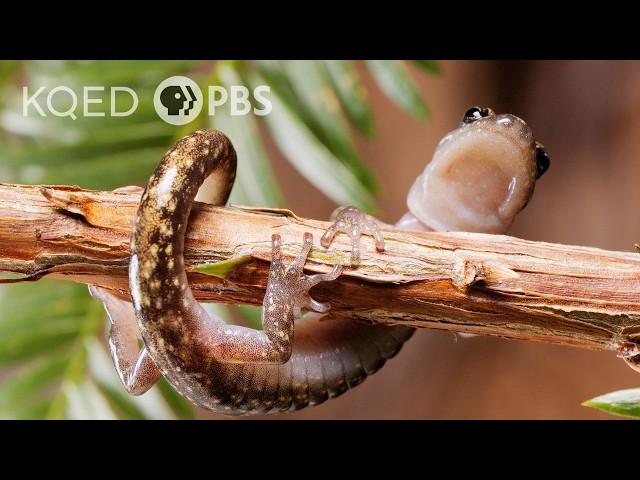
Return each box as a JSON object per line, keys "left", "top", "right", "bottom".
{"left": 320, "top": 206, "right": 385, "bottom": 265}
{"left": 88, "top": 285, "right": 161, "bottom": 395}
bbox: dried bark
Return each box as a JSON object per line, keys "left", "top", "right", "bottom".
{"left": 1, "top": 182, "right": 640, "bottom": 354}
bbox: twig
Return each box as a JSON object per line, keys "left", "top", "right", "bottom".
{"left": 1, "top": 182, "right": 640, "bottom": 354}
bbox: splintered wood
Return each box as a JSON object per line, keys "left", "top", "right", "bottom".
{"left": 1, "top": 183, "right": 640, "bottom": 353}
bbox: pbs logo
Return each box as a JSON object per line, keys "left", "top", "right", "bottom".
{"left": 153, "top": 76, "right": 203, "bottom": 125}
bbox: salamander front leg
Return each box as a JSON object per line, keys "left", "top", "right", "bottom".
{"left": 294, "top": 263, "right": 343, "bottom": 315}
{"left": 262, "top": 233, "right": 342, "bottom": 346}
{"left": 207, "top": 233, "right": 343, "bottom": 364}
{"left": 88, "top": 285, "right": 161, "bottom": 395}
{"left": 321, "top": 206, "right": 385, "bottom": 265}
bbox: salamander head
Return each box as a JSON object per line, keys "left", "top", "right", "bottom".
{"left": 407, "top": 106, "right": 550, "bottom": 233}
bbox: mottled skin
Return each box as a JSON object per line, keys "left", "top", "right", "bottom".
{"left": 91, "top": 107, "right": 550, "bottom": 415}
{"left": 129, "top": 130, "right": 347, "bottom": 410}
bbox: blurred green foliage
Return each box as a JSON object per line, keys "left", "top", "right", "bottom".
{"left": 583, "top": 387, "right": 640, "bottom": 418}
{"left": 582, "top": 388, "right": 640, "bottom": 418}
{"left": 0, "top": 60, "right": 437, "bottom": 419}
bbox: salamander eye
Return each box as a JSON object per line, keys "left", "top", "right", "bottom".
{"left": 535, "top": 143, "right": 550, "bottom": 179}
{"left": 462, "top": 106, "right": 495, "bottom": 124}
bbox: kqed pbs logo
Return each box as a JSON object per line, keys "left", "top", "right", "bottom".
{"left": 153, "top": 76, "right": 203, "bottom": 125}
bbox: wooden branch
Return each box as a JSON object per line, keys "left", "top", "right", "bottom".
{"left": 2, "top": 182, "right": 640, "bottom": 354}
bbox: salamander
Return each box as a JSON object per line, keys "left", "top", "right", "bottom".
{"left": 90, "top": 107, "right": 550, "bottom": 414}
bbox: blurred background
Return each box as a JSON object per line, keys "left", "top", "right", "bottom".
{"left": 0, "top": 60, "right": 638, "bottom": 419}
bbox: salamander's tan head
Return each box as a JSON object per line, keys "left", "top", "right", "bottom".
{"left": 407, "top": 106, "right": 550, "bottom": 233}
